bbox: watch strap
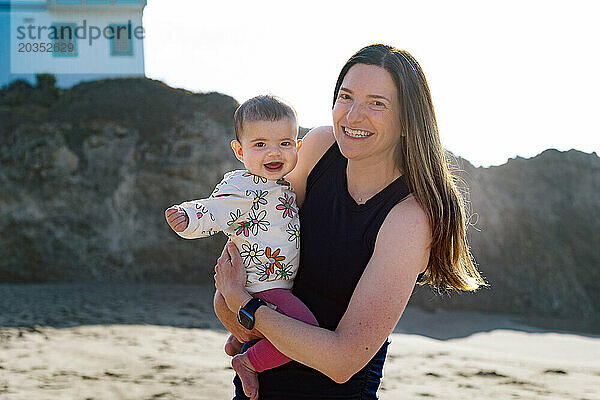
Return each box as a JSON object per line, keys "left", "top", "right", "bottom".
{"left": 241, "top": 298, "right": 267, "bottom": 316}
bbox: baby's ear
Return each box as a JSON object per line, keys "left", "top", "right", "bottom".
{"left": 231, "top": 140, "right": 244, "bottom": 162}
{"left": 296, "top": 139, "right": 303, "bottom": 151}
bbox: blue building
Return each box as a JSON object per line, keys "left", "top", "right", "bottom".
{"left": 1, "top": 0, "right": 146, "bottom": 88}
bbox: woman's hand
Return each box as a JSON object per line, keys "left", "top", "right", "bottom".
{"left": 214, "top": 290, "right": 264, "bottom": 343}
{"left": 214, "top": 241, "right": 253, "bottom": 313}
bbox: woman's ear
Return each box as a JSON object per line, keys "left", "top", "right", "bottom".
{"left": 231, "top": 140, "right": 244, "bottom": 162}
{"left": 296, "top": 139, "right": 303, "bottom": 151}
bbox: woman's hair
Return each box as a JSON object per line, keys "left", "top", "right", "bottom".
{"left": 333, "top": 44, "right": 486, "bottom": 292}
{"left": 234, "top": 95, "right": 298, "bottom": 141}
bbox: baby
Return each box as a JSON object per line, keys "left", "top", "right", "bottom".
{"left": 165, "top": 95, "right": 318, "bottom": 400}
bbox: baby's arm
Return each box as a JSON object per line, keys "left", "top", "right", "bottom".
{"left": 165, "top": 181, "right": 253, "bottom": 239}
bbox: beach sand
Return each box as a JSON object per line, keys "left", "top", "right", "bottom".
{"left": 1, "top": 284, "right": 598, "bottom": 400}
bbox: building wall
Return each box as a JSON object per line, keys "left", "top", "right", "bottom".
{"left": 1, "top": 0, "right": 145, "bottom": 88}
{"left": 0, "top": 8, "right": 11, "bottom": 86}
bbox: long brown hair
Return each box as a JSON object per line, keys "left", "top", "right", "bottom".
{"left": 334, "top": 44, "right": 486, "bottom": 292}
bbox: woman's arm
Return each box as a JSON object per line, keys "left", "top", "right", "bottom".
{"left": 285, "top": 126, "right": 334, "bottom": 207}
{"left": 215, "top": 196, "right": 431, "bottom": 383}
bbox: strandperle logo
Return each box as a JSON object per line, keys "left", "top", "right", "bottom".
{"left": 15, "top": 19, "right": 145, "bottom": 46}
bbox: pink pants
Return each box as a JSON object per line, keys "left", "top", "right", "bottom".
{"left": 246, "top": 288, "right": 319, "bottom": 372}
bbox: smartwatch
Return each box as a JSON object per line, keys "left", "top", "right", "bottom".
{"left": 237, "top": 298, "right": 267, "bottom": 330}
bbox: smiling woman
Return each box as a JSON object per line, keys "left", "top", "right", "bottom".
{"left": 333, "top": 63, "right": 403, "bottom": 203}
{"left": 213, "top": 44, "right": 486, "bottom": 400}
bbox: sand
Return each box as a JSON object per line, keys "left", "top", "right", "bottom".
{"left": 1, "top": 284, "right": 599, "bottom": 400}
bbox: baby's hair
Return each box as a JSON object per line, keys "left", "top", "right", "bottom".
{"left": 234, "top": 95, "right": 298, "bottom": 141}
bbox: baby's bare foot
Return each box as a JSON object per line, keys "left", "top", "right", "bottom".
{"left": 225, "top": 334, "right": 243, "bottom": 356}
{"left": 232, "top": 353, "right": 259, "bottom": 400}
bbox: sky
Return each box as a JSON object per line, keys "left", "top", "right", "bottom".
{"left": 143, "top": 0, "right": 599, "bottom": 167}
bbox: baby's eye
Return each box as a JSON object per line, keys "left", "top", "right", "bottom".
{"left": 255, "top": 142, "right": 265, "bottom": 147}
{"left": 281, "top": 141, "right": 292, "bottom": 146}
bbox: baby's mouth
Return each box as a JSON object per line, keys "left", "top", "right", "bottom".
{"left": 264, "top": 162, "right": 284, "bottom": 172}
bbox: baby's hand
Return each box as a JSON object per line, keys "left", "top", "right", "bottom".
{"left": 165, "top": 206, "right": 189, "bottom": 232}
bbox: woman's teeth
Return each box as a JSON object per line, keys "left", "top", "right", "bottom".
{"left": 344, "top": 127, "right": 373, "bottom": 138}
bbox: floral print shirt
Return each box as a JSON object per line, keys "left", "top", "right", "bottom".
{"left": 177, "top": 170, "right": 300, "bottom": 294}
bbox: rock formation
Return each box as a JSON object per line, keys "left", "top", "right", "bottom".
{"left": 410, "top": 149, "right": 600, "bottom": 321}
{"left": 1, "top": 75, "right": 239, "bottom": 283}
{"left": 1, "top": 75, "right": 598, "bottom": 321}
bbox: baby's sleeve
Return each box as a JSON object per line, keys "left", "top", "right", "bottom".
{"left": 176, "top": 179, "right": 253, "bottom": 239}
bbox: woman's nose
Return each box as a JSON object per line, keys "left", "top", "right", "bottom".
{"left": 346, "top": 102, "right": 364, "bottom": 124}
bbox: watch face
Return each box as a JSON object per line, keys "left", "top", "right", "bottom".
{"left": 238, "top": 309, "right": 254, "bottom": 330}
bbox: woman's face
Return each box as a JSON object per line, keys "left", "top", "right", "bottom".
{"left": 332, "top": 63, "right": 402, "bottom": 164}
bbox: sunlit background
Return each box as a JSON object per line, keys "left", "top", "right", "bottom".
{"left": 2, "top": 3, "right": 599, "bottom": 398}
{"left": 143, "top": 0, "right": 600, "bottom": 167}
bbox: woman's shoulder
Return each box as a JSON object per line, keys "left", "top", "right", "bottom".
{"left": 378, "top": 194, "right": 431, "bottom": 274}
{"left": 287, "top": 126, "right": 335, "bottom": 204}
{"left": 298, "top": 126, "right": 336, "bottom": 169}
{"left": 388, "top": 195, "right": 430, "bottom": 237}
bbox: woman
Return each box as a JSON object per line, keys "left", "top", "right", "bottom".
{"left": 214, "top": 44, "right": 486, "bottom": 399}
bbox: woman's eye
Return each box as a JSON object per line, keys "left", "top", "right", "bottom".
{"left": 373, "top": 101, "right": 385, "bottom": 107}
{"left": 338, "top": 93, "right": 351, "bottom": 100}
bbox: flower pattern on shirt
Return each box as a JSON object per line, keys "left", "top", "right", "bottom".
{"left": 265, "top": 246, "right": 285, "bottom": 273}
{"left": 286, "top": 223, "right": 300, "bottom": 249}
{"left": 200, "top": 228, "right": 217, "bottom": 236}
{"left": 235, "top": 220, "right": 252, "bottom": 237}
{"left": 275, "top": 263, "right": 294, "bottom": 280}
{"left": 246, "top": 189, "right": 268, "bottom": 210}
{"left": 227, "top": 209, "right": 243, "bottom": 226}
{"left": 276, "top": 178, "right": 291, "bottom": 188}
{"left": 276, "top": 193, "right": 297, "bottom": 219}
{"left": 240, "top": 243, "right": 264, "bottom": 266}
{"left": 210, "top": 179, "right": 230, "bottom": 197}
{"left": 256, "top": 264, "right": 272, "bottom": 281}
{"left": 194, "top": 204, "right": 215, "bottom": 221}
{"left": 194, "top": 204, "right": 208, "bottom": 219}
{"left": 247, "top": 210, "right": 270, "bottom": 235}
{"left": 177, "top": 170, "right": 299, "bottom": 288}
{"left": 193, "top": 204, "right": 215, "bottom": 221}
{"left": 243, "top": 171, "right": 267, "bottom": 184}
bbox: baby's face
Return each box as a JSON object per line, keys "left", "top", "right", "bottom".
{"left": 233, "top": 118, "right": 301, "bottom": 180}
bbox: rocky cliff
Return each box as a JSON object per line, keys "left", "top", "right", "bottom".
{"left": 1, "top": 76, "right": 598, "bottom": 321}
{"left": 1, "top": 75, "right": 239, "bottom": 283}
{"left": 410, "top": 149, "right": 600, "bottom": 321}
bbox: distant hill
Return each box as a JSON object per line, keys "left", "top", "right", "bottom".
{"left": 1, "top": 75, "right": 598, "bottom": 322}
{"left": 410, "top": 148, "right": 600, "bottom": 322}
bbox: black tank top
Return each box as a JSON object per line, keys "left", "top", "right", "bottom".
{"left": 238, "top": 142, "right": 412, "bottom": 400}
{"left": 295, "top": 141, "right": 412, "bottom": 331}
